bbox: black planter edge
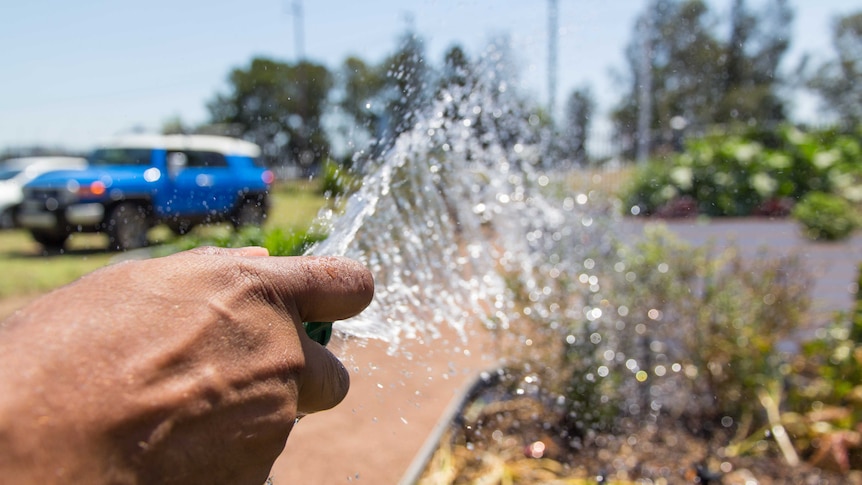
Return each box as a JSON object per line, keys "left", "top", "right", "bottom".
{"left": 398, "top": 366, "right": 506, "bottom": 485}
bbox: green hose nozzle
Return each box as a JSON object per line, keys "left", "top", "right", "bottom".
{"left": 302, "top": 322, "right": 333, "bottom": 346}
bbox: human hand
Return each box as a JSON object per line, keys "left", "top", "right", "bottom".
{"left": 0, "top": 247, "right": 374, "bottom": 484}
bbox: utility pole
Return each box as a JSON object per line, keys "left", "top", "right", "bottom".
{"left": 547, "top": 0, "right": 559, "bottom": 121}
{"left": 291, "top": 0, "right": 305, "bottom": 60}
{"left": 636, "top": 2, "right": 655, "bottom": 164}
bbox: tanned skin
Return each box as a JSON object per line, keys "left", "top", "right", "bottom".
{"left": 0, "top": 247, "right": 374, "bottom": 484}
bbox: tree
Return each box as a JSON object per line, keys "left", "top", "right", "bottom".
{"left": 716, "top": 0, "right": 792, "bottom": 124}
{"left": 381, "top": 30, "right": 431, "bottom": 140}
{"left": 207, "top": 57, "right": 333, "bottom": 171}
{"left": 612, "top": 0, "right": 793, "bottom": 158}
{"left": 612, "top": 0, "right": 721, "bottom": 157}
{"left": 438, "top": 45, "right": 474, "bottom": 92}
{"left": 808, "top": 11, "right": 862, "bottom": 126}
{"left": 472, "top": 34, "right": 546, "bottom": 152}
{"left": 560, "top": 87, "right": 595, "bottom": 165}
{"left": 338, "top": 56, "right": 389, "bottom": 143}
{"left": 161, "top": 115, "right": 189, "bottom": 135}
{"left": 435, "top": 45, "right": 479, "bottom": 121}
{"left": 335, "top": 30, "right": 432, "bottom": 155}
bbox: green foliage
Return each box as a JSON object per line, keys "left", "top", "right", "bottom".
{"left": 559, "top": 229, "right": 862, "bottom": 464}
{"left": 807, "top": 11, "right": 862, "bottom": 126}
{"left": 853, "top": 265, "right": 862, "bottom": 343}
{"left": 777, "top": 269, "right": 862, "bottom": 464}
{"left": 621, "top": 125, "right": 862, "bottom": 218}
{"left": 338, "top": 56, "right": 389, "bottom": 141}
{"left": 159, "top": 226, "right": 327, "bottom": 257}
{"left": 557, "top": 86, "right": 595, "bottom": 165}
{"left": 318, "top": 158, "right": 356, "bottom": 198}
{"left": 791, "top": 325, "right": 862, "bottom": 413}
{"left": 613, "top": 0, "right": 793, "bottom": 151}
{"left": 260, "top": 228, "right": 328, "bottom": 256}
{"left": 337, "top": 29, "right": 433, "bottom": 149}
{"left": 526, "top": 225, "right": 812, "bottom": 437}
{"left": 207, "top": 57, "right": 333, "bottom": 168}
{"left": 586, "top": 226, "right": 811, "bottom": 426}
{"left": 792, "top": 191, "right": 860, "bottom": 241}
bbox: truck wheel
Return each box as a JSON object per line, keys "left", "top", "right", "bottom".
{"left": 166, "top": 217, "right": 195, "bottom": 235}
{"left": 106, "top": 202, "right": 150, "bottom": 251}
{"left": 0, "top": 209, "right": 14, "bottom": 229}
{"left": 30, "top": 230, "right": 69, "bottom": 252}
{"left": 232, "top": 196, "right": 267, "bottom": 228}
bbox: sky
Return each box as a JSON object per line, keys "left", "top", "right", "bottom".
{"left": 1, "top": 0, "right": 859, "bottom": 153}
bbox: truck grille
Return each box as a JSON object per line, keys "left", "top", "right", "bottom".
{"left": 23, "top": 188, "right": 76, "bottom": 208}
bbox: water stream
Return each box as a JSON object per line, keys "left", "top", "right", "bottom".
{"left": 286, "top": 44, "right": 841, "bottom": 483}
{"left": 299, "top": 47, "right": 824, "bottom": 439}
{"left": 308, "top": 62, "right": 617, "bottom": 351}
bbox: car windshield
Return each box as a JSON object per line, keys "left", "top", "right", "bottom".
{"left": 0, "top": 168, "right": 23, "bottom": 181}
{"left": 88, "top": 148, "right": 151, "bottom": 167}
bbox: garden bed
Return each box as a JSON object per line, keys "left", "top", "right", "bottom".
{"left": 409, "top": 222, "right": 862, "bottom": 484}
{"left": 413, "top": 369, "right": 861, "bottom": 484}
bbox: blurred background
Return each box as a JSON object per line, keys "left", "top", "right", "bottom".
{"left": 2, "top": 0, "right": 860, "bottom": 173}
{"left": 4, "top": 3, "right": 862, "bottom": 481}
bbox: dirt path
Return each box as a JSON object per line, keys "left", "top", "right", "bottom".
{"left": 270, "top": 327, "right": 501, "bottom": 484}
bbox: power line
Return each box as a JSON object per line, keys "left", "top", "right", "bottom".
{"left": 636, "top": 1, "right": 656, "bottom": 164}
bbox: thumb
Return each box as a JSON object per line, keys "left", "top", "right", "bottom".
{"left": 277, "top": 256, "right": 375, "bottom": 324}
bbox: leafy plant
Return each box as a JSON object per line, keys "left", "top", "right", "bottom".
{"left": 156, "top": 226, "right": 327, "bottom": 256}
{"left": 792, "top": 191, "right": 860, "bottom": 241}
{"left": 421, "top": 226, "right": 862, "bottom": 481}
{"left": 507, "top": 225, "right": 813, "bottom": 438}
{"left": 592, "top": 226, "right": 811, "bottom": 427}
{"left": 621, "top": 125, "right": 862, "bottom": 218}
{"left": 744, "top": 263, "right": 862, "bottom": 472}
{"left": 318, "top": 158, "right": 357, "bottom": 198}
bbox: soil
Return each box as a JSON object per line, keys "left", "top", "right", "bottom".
{"left": 419, "top": 392, "right": 862, "bottom": 485}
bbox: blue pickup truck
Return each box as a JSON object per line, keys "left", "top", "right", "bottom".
{"left": 18, "top": 134, "right": 273, "bottom": 251}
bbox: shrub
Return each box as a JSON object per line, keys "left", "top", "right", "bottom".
{"left": 773, "top": 263, "right": 862, "bottom": 471}
{"left": 621, "top": 125, "right": 862, "bottom": 218}
{"left": 521, "top": 226, "right": 812, "bottom": 437}
{"left": 318, "top": 158, "right": 356, "bottom": 198}
{"left": 585, "top": 226, "right": 812, "bottom": 427}
{"left": 157, "top": 226, "right": 327, "bottom": 256}
{"left": 792, "top": 191, "right": 860, "bottom": 241}
{"left": 426, "top": 227, "right": 862, "bottom": 478}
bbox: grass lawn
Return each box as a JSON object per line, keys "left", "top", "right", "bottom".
{"left": 0, "top": 180, "right": 327, "bottom": 301}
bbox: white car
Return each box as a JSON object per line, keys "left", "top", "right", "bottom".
{"left": 0, "top": 156, "right": 88, "bottom": 228}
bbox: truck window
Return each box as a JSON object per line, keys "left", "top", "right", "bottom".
{"left": 0, "top": 169, "right": 23, "bottom": 181}
{"left": 184, "top": 151, "right": 228, "bottom": 168}
{"left": 167, "top": 150, "right": 228, "bottom": 168}
{"left": 89, "top": 148, "right": 151, "bottom": 166}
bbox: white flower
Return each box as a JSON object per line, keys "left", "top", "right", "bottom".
{"left": 813, "top": 149, "right": 840, "bottom": 169}
{"left": 750, "top": 172, "right": 777, "bottom": 197}
{"left": 670, "top": 167, "right": 693, "bottom": 191}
